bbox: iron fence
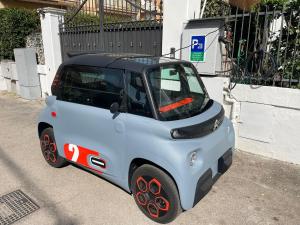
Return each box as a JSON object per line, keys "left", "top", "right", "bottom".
{"left": 212, "top": 6, "right": 300, "bottom": 88}
{"left": 59, "top": 0, "right": 163, "bottom": 60}
{"left": 66, "top": 0, "right": 163, "bottom": 22}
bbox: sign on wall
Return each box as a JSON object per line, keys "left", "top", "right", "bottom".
{"left": 190, "top": 36, "right": 205, "bottom": 62}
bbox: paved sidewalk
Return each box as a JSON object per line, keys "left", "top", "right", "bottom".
{"left": 0, "top": 91, "right": 299, "bottom": 225}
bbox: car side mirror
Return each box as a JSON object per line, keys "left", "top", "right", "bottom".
{"left": 46, "top": 95, "right": 57, "bottom": 106}
{"left": 110, "top": 102, "right": 119, "bottom": 114}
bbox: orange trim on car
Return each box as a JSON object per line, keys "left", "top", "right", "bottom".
{"left": 159, "top": 98, "right": 193, "bottom": 113}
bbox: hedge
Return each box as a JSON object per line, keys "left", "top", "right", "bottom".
{"left": 64, "top": 12, "right": 133, "bottom": 25}
{"left": 0, "top": 8, "right": 40, "bottom": 60}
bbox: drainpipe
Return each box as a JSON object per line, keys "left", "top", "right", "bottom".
{"left": 200, "top": 0, "right": 207, "bottom": 18}
{"left": 223, "top": 91, "right": 238, "bottom": 122}
{"left": 223, "top": 89, "right": 240, "bottom": 143}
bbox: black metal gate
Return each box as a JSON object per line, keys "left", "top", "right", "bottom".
{"left": 59, "top": 0, "right": 163, "bottom": 61}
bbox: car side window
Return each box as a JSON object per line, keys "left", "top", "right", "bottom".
{"left": 126, "top": 72, "right": 152, "bottom": 118}
{"left": 60, "top": 66, "right": 125, "bottom": 109}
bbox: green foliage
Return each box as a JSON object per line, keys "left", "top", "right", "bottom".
{"left": 65, "top": 12, "right": 99, "bottom": 25}
{"left": 270, "top": 0, "right": 300, "bottom": 85}
{"left": 64, "top": 11, "right": 132, "bottom": 26}
{"left": 0, "top": 8, "right": 40, "bottom": 60}
{"left": 203, "top": 0, "right": 291, "bottom": 17}
{"left": 203, "top": 0, "right": 230, "bottom": 18}
{"left": 260, "top": 0, "right": 289, "bottom": 7}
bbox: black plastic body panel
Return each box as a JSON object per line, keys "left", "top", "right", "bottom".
{"left": 171, "top": 106, "right": 225, "bottom": 139}
{"left": 193, "top": 149, "right": 233, "bottom": 207}
{"left": 218, "top": 149, "right": 233, "bottom": 173}
{"left": 193, "top": 169, "right": 213, "bottom": 206}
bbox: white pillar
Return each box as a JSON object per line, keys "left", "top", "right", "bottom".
{"left": 187, "top": 0, "right": 202, "bottom": 19}
{"left": 162, "top": 0, "right": 200, "bottom": 58}
{"left": 39, "top": 7, "right": 65, "bottom": 95}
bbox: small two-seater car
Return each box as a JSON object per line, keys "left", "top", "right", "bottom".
{"left": 38, "top": 53, "right": 235, "bottom": 223}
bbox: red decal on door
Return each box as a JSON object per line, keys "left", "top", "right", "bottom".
{"left": 64, "top": 144, "right": 105, "bottom": 174}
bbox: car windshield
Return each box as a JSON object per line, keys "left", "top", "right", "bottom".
{"left": 147, "top": 63, "right": 210, "bottom": 121}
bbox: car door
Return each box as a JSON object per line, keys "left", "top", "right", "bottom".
{"left": 53, "top": 65, "right": 127, "bottom": 179}
{"left": 119, "top": 71, "right": 158, "bottom": 177}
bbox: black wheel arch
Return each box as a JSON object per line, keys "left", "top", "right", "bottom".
{"left": 128, "top": 158, "right": 180, "bottom": 198}
{"left": 38, "top": 122, "right": 53, "bottom": 138}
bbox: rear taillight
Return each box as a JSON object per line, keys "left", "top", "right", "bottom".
{"left": 51, "top": 73, "right": 61, "bottom": 95}
{"left": 52, "top": 74, "right": 60, "bottom": 88}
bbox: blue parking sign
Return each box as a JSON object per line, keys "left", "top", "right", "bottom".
{"left": 191, "top": 36, "right": 205, "bottom": 61}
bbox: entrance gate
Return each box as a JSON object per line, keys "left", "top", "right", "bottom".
{"left": 59, "top": 0, "right": 163, "bottom": 61}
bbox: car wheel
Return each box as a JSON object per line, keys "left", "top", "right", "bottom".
{"left": 40, "top": 128, "right": 68, "bottom": 168}
{"left": 131, "top": 164, "right": 181, "bottom": 224}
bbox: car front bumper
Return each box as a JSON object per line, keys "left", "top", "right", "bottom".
{"left": 193, "top": 148, "right": 233, "bottom": 206}
{"left": 171, "top": 117, "right": 235, "bottom": 210}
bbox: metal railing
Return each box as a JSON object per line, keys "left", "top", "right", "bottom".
{"left": 213, "top": 7, "right": 300, "bottom": 88}
{"left": 59, "top": 0, "right": 163, "bottom": 60}
{"left": 17, "top": 0, "right": 79, "bottom": 7}
{"left": 63, "top": 0, "right": 162, "bottom": 24}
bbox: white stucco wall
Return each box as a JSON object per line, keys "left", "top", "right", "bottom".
{"left": 0, "top": 61, "right": 46, "bottom": 98}
{"left": 0, "top": 62, "right": 7, "bottom": 91}
{"left": 201, "top": 77, "right": 226, "bottom": 104}
{"left": 201, "top": 78, "right": 300, "bottom": 165}
{"left": 230, "top": 85, "right": 300, "bottom": 165}
{"left": 0, "top": 61, "right": 19, "bottom": 94}
{"left": 37, "top": 65, "right": 48, "bottom": 98}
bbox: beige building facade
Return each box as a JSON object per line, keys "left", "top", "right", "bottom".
{"left": 0, "top": 0, "right": 78, "bottom": 9}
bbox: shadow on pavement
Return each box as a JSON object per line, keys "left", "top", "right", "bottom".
{"left": 0, "top": 145, "right": 79, "bottom": 225}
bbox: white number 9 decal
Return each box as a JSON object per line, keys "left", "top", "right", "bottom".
{"left": 69, "top": 144, "right": 79, "bottom": 162}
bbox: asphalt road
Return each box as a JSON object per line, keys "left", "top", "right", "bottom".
{"left": 0, "top": 91, "right": 299, "bottom": 225}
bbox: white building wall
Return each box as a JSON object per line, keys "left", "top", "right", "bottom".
{"left": 230, "top": 85, "right": 300, "bottom": 165}
{"left": 201, "top": 80, "right": 300, "bottom": 165}
{"left": 37, "top": 65, "right": 48, "bottom": 98}
{"left": 162, "top": 0, "right": 200, "bottom": 57}
{"left": 0, "top": 62, "right": 7, "bottom": 91}
{"left": 201, "top": 77, "right": 226, "bottom": 104}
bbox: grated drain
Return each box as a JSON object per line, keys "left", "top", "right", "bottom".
{"left": 0, "top": 190, "right": 39, "bottom": 225}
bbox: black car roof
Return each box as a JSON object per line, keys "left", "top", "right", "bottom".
{"left": 62, "top": 53, "right": 188, "bottom": 73}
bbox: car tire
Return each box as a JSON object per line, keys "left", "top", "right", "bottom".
{"left": 131, "top": 164, "right": 182, "bottom": 224}
{"left": 40, "top": 128, "right": 68, "bottom": 168}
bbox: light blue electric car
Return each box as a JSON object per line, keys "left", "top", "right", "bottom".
{"left": 38, "top": 53, "right": 235, "bottom": 223}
